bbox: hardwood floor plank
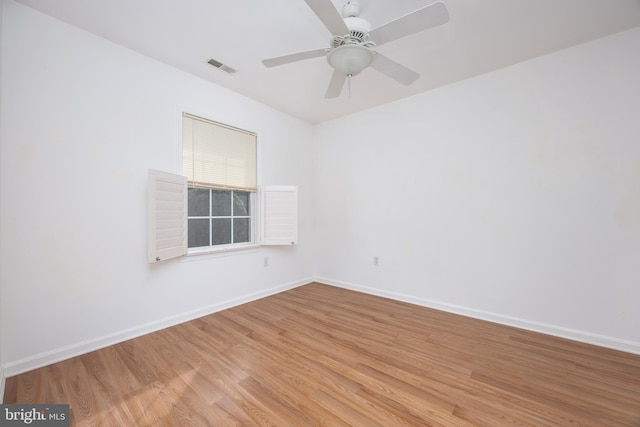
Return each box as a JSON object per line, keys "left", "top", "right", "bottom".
{"left": 3, "top": 377, "right": 18, "bottom": 404}
{"left": 213, "top": 396, "right": 260, "bottom": 426}
{"left": 120, "top": 381, "right": 173, "bottom": 427}
{"left": 310, "top": 389, "right": 387, "bottom": 427}
{"left": 4, "top": 282, "right": 640, "bottom": 426}
{"left": 112, "top": 340, "right": 160, "bottom": 386}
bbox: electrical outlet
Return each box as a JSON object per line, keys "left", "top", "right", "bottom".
{"left": 373, "top": 256, "right": 379, "bottom": 266}
{"left": 264, "top": 256, "right": 269, "bottom": 267}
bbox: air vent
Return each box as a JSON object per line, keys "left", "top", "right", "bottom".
{"left": 207, "top": 58, "right": 236, "bottom": 74}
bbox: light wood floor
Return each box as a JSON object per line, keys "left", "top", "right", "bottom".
{"left": 4, "top": 282, "right": 640, "bottom": 426}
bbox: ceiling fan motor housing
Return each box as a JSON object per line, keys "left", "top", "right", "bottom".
{"left": 343, "top": 16, "right": 371, "bottom": 42}
{"left": 342, "top": 1, "right": 361, "bottom": 18}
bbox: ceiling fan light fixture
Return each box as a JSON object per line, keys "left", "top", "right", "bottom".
{"left": 326, "top": 44, "right": 374, "bottom": 76}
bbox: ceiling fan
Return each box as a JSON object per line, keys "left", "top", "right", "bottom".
{"left": 262, "top": 0, "right": 450, "bottom": 98}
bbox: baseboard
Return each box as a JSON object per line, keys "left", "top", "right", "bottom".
{"left": 0, "top": 365, "right": 5, "bottom": 403}
{"left": 3, "top": 277, "right": 313, "bottom": 377}
{"left": 316, "top": 277, "right": 640, "bottom": 356}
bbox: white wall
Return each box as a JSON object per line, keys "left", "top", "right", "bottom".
{"left": 0, "top": 0, "right": 5, "bottom": 400}
{"left": 313, "top": 27, "right": 640, "bottom": 354}
{"left": 0, "top": 0, "right": 315, "bottom": 374}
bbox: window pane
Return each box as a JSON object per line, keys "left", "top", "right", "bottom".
{"left": 188, "top": 219, "right": 210, "bottom": 247}
{"left": 188, "top": 188, "right": 209, "bottom": 216}
{"left": 211, "top": 218, "right": 232, "bottom": 245}
{"left": 211, "top": 190, "right": 231, "bottom": 216}
{"left": 233, "top": 191, "right": 250, "bottom": 216}
{"left": 233, "top": 218, "right": 250, "bottom": 243}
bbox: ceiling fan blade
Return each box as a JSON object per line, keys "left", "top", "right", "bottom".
{"left": 262, "top": 48, "right": 327, "bottom": 68}
{"left": 304, "top": 0, "right": 349, "bottom": 36}
{"left": 368, "top": 1, "right": 449, "bottom": 46}
{"left": 370, "top": 53, "right": 420, "bottom": 86}
{"left": 325, "top": 70, "right": 347, "bottom": 98}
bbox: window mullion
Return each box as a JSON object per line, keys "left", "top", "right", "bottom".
{"left": 230, "top": 190, "right": 235, "bottom": 244}
{"left": 209, "top": 188, "right": 213, "bottom": 247}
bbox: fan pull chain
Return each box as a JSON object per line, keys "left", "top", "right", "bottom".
{"left": 348, "top": 74, "right": 352, "bottom": 98}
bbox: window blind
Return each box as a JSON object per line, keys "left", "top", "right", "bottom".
{"left": 182, "top": 113, "right": 257, "bottom": 191}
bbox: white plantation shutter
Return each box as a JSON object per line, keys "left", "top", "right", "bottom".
{"left": 148, "top": 169, "right": 187, "bottom": 262}
{"left": 262, "top": 186, "right": 298, "bottom": 245}
{"left": 182, "top": 113, "right": 256, "bottom": 191}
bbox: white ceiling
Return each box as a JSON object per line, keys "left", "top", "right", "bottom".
{"left": 15, "top": 0, "right": 640, "bottom": 124}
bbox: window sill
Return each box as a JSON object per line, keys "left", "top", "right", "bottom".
{"left": 180, "top": 243, "right": 262, "bottom": 262}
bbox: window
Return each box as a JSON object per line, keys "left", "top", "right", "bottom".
{"left": 187, "top": 188, "right": 252, "bottom": 247}
{"left": 147, "top": 114, "right": 299, "bottom": 263}
{"left": 182, "top": 113, "right": 257, "bottom": 251}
